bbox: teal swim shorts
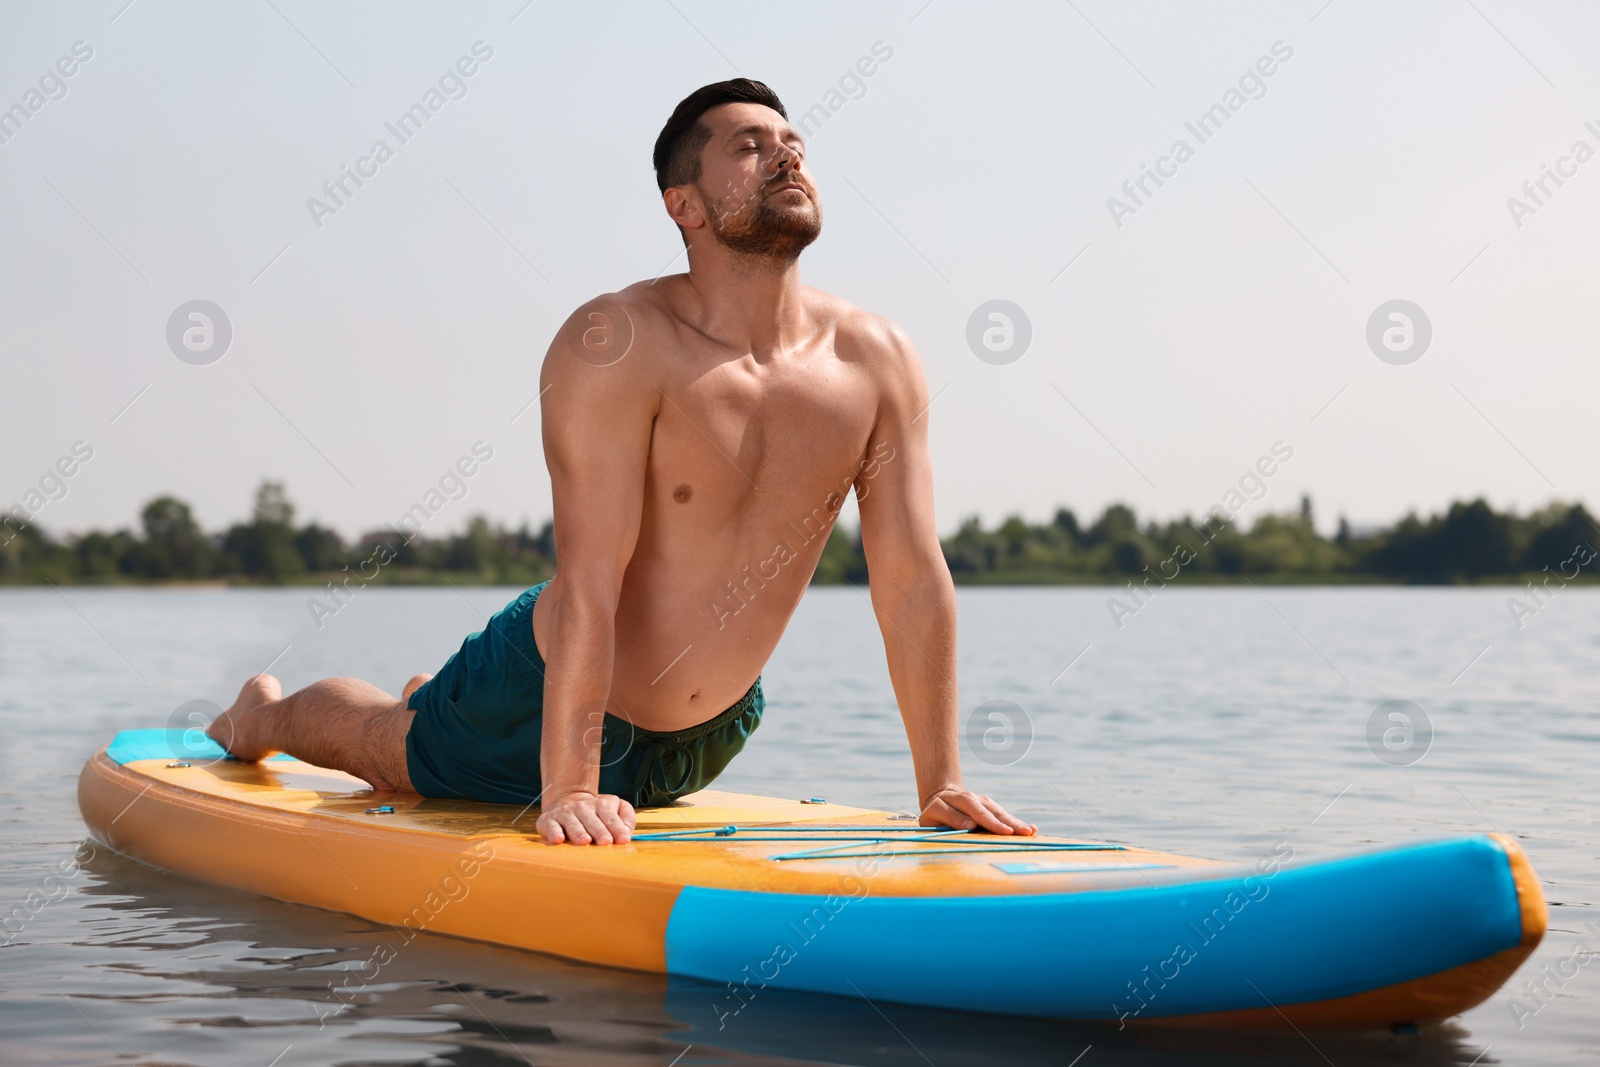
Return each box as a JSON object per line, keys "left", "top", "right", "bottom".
{"left": 403, "top": 579, "right": 764, "bottom": 808}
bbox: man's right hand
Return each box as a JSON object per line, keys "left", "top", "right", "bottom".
{"left": 536, "top": 790, "right": 637, "bottom": 845}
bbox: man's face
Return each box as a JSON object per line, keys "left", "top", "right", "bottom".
{"left": 692, "top": 102, "right": 821, "bottom": 260}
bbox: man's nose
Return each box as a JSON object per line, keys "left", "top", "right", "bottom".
{"left": 768, "top": 144, "right": 800, "bottom": 173}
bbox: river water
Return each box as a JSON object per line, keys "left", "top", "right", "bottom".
{"left": 1, "top": 585, "right": 1595, "bottom": 1066}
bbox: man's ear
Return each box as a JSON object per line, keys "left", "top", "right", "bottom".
{"left": 663, "top": 185, "right": 706, "bottom": 235}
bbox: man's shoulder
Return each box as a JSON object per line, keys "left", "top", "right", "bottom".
{"left": 805, "top": 287, "right": 915, "bottom": 367}
{"left": 806, "top": 289, "right": 927, "bottom": 418}
{"left": 557, "top": 282, "right": 675, "bottom": 338}
{"left": 543, "top": 283, "right": 680, "bottom": 376}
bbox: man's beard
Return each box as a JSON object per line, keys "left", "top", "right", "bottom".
{"left": 703, "top": 179, "right": 822, "bottom": 263}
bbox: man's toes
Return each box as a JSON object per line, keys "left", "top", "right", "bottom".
{"left": 229, "top": 674, "right": 280, "bottom": 714}
{"left": 205, "top": 708, "right": 250, "bottom": 758}
{"left": 401, "top": 674, "right": 432, "bottom": 701}
{"left": 245, "top": 674, "right": 283, "bottom": 703}
{"left": 208, "top": 674, "right": 280, "bottom": 760}
{"left": 203, "top": 713, "right": 231, "bottom": 746}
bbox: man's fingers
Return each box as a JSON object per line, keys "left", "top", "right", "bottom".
{"left": 969, "top": 796, "right": 1037, "bottom": 835}
{"left": 537, "top": 795, "right": 638, "bottom": 846}
{"left": 973, "top": 792, "right": 1037, "bottom": 835}
{"left": 922, "top": 791, "right": 1038, "bottom": 836}
{"left": 576, "top": 808, "right": 613, "bottom": 845}
{"left": 921, "top": 797, "right": 975, "bottom": 830}
{"left": 559, "top": 811, "right": 594, "bottom": 845}
{"left": 932, "top": 793, "right": 986, "bottom": 831}
{"left": 599, "top": 802, "right": 632, "bottom": 843}
{"left": 994, "top": 804, "right": 1038, "bottom": 835}
{"left": 946, "top": 801, "right": 977, "bottom": 829}
{"left": 977, "top": 794, "right": 1028, "bottom": 835}
{"left": 618, "top": 802, "right": 638, "bottom": 837}
{"left": 960, "top": 795, "right": 1014, "bottom": 835}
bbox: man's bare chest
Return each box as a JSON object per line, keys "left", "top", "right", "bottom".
{"left": 643, "top": 351, "right": 878, "bottom": 521}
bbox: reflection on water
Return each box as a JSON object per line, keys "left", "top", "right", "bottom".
{"left": 1, "top": 587, "right": 1595, "bottom": 1065}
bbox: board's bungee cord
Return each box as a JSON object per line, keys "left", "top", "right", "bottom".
{"left": 626, "top": 823, "right": 1130, "bottom": 861}
{"left": 629, "top": 824, "right": 962, "bottom": 839}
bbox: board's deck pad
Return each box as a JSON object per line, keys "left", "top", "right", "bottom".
{"left": 99, "top": 729, "right": 1222, "bottom": 899}
{"left": 79, "top": 729, "right": 1547, "bottom": 1030}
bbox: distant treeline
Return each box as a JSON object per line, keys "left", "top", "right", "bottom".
{"left": 932, "top": 496, "right": 1597, "bottom": 586}
{"left": 2, "top": 481, "right": 1596, "bottom": 587}
{"left": 0, "top": 483, "right": 555, "bottom": 587}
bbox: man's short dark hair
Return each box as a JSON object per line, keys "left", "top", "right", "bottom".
{"left": 652, "top": 79, "right": 787, "bottom": 193}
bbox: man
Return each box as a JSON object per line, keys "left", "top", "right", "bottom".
{"left": 210, "top": 79, "right": 1035, "bottom": 847}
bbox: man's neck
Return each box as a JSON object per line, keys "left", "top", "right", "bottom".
{"left": 680, "top": 240, "right": 806, "bottom": 360}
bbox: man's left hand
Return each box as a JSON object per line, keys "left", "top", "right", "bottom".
{"left": 919, "top": 787, "right": 1037, "bottom": 835}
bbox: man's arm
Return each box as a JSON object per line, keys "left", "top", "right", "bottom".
{"left": 534, "top": 295, "right": 657, "bottom": 846}
{"left": 854, "top": 320, "right": 1036, "bottom": 836}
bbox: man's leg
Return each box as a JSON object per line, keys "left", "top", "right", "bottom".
{"left": 207, "top": 672, "right": 430, "bottom": 791}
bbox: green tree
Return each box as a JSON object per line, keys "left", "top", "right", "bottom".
{"left": 1433, "top": 499, "right": 1514, "bottom": 578}
{"left": 1083, "top": 504, "right": 1138, "bottom": 548}
{"left": 293, "top": 523, "right": 346, "bottom": 571}
{"left": 139, "top": 496, "right": 211, "bottom": 578}
{"left": 223, "top": 481, "right": 304, "bottom": 582}
{"left": 254, "top": 482, "right": 294, "bottom": 526}
{"left": 1521, "top": 504, "right": 1598, "bottom": 573}
{"left": 78, "top": 529, "right": 138, "bottom": 579}
{"left": 1053, "top": 508, "right": 1083, "bottom": 546}
{"left": 447, "top": 515, "right": 501, "bottom": 575}
{"left": 811, "top": 523, "right": 868, "bottom": 584}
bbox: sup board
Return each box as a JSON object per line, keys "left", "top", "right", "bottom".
{"left": 78, "top": 729, "right": 1545, "bottom": 1030}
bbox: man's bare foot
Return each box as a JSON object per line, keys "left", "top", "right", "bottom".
{"left": 400, "top": 674, "right": 432, "bottom": 702}
{"left": 208, "top": 674, "right": 282, "bottom": 762}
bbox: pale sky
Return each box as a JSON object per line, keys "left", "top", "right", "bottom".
{"left": 3, "top": 0, "right": 1596, "bottom": 543}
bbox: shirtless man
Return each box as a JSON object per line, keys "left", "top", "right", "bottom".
{"left": 210, "top": 78, "right": 1036, "bottom": 847}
